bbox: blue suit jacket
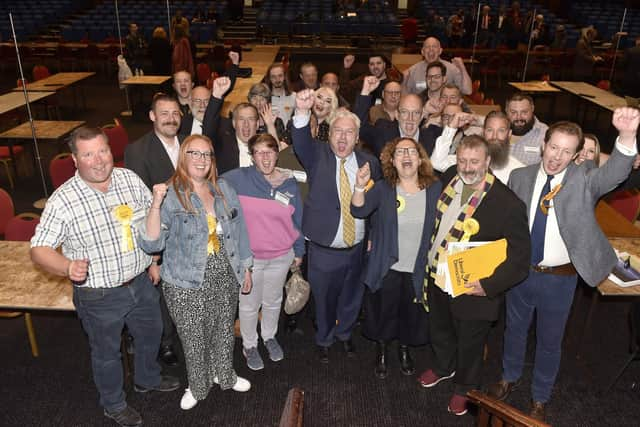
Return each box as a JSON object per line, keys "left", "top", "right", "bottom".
{"left": 291, "top": 123, "right": 382, "bottom": 247}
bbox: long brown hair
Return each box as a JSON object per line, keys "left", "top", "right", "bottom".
{"left": 171, "top": 134, "right": 224, "bottom": 213}
{"left": 380, "top": 137, "right": 437, "bottom": 189}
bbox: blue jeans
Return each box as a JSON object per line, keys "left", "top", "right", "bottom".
{"left": 73, "top": 272, "right": 163, "bottom": 413}
{"left": 502, "top": 270, "right": 577, "bottom": 402}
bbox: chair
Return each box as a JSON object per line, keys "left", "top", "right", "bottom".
{"left": 279, "top": 387, "right": 304, "bottom": 427}
{"left": 597, "top": 79, "right": 611, "bottom": 91}
{"left": 472, "top": 79, "right": 481, "bottom": 93}
{"left": 2, "top": 213, "right": 41, "bottom": 357}
{"left": 480, "top": 55, "right": 502, "bottom": 89}
{"left": 32, "top": 64, "right": 51, "bottom": 81}
{"left": 49, "top": 153, "right": 76, "bottom": 189}
{"left": 470, "top": 91, "right": 485, "bottom": 104}
{"left": 606, "top": 190, "right": 640, "bottom": 223}
{"left": 0, "top": 187, "right": 15, "bottom": 238}
{"left": 102, "top": 120, "right": 129, "bottom": 167}
{"left": 0, "top": 145, "right": 25, "bottom": 190}
{"left": 467, "top": 390, "right": 551, "bottom": 427}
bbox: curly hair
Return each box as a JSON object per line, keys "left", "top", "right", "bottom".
{"left": 379, "top": 137, "right": 437, "bottom": 189}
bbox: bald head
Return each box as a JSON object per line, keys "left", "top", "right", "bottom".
{"left": 421, "top": 37, "right": 443, "bottom": 63}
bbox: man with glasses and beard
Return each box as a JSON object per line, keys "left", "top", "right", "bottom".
{"left": 506, "top": 94, "right": 548, "bottom": 166}
{"left": 355, "top": 77, "right": 440, "bottom": 157}
{"left": 418, "top": 135, "right": 530, "bottom": 416}
{"left": 431, "top": 111, "right": 525, "bottom": 184}
{"left": 263, "top": 62, "right": 296, "bottom": 125}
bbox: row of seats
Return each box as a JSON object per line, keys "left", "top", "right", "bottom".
{"left": 0, "top": 0, "right": 75, "bottom": 40}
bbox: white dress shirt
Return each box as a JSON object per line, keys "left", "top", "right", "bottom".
{"left": 190, "top": 117, "right": 203, "bottom": 135}
{"left": 236, "top": 136, "right": 253, "bottom": 167}
{"left": 157, "top": 133, "right": 180, "bottom": 169}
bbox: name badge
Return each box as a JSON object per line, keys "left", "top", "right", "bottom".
{"left": 416, "top": 81, "right": 427, "bottom": 91}
{"left": 292, "top": 170, "right": 307, "bottom": 183}
{"left": 274, "top": 191, "right": 290, "bottom": 206}
{"left": 524, "top": 146, "right": 540, "bottom": 153}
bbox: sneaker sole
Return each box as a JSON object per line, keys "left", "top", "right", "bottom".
{"left": 133, "top": 384, "right": 180, "bottom": 393}
{"left": 419, "top": 371, "right": 456, "bottom": 388}
{"left": 268, "top": 354, "right": 284, "bottom": 362}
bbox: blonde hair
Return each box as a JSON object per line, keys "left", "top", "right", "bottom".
{"left": 314, "top": 86, "right": 339, "bottom": 123}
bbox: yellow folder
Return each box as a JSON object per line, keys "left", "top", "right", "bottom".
{"left": 447, "top": 238, "right": 508, "bottom": 297}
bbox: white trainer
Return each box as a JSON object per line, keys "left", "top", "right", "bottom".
{"left": 232, "top": 376, "right": 251, "bottom": 392}
{"left": 180, "top": 388, "right": 198, "bottom": 410}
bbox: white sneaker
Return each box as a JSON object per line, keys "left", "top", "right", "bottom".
{"left": 232, "top": 376, "right": 251, "bottom": 392}
{"left": 180, "top": 388, "right": 198, "bottom": 410}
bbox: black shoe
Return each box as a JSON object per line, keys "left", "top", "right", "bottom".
{"left": 317, "top": 345, "right": 329, "bottom": 364}
{"left": 374, "top": 341, "right": 387, "bottom": 379}
{"left": 341, "top": 339, "right": 355, "bottom": 357}
{"left": 398, "top": 344, "right": 415, "bottom": 376}
{"left": 158, "top": 345, "right": 179, "bottom": 367}
{"left": 104, "top": 406, "right": 142, "bottom": 427}
{"left": 134, "top": 375, "right": 180, "bottom": 393}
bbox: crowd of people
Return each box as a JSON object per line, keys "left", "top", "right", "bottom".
{"left": 27, "top": 30, "right": 640, "bottom": 427}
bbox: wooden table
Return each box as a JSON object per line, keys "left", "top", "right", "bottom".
{"left": 120, "top": 75, "right": 171, "bottom": 86}
{"left": 595, "top": 200, "right": 640, "bottom": 238}
{"left": 391, "top": 53, "right": 422, "bottom": 73}
{"left": 0, "top": 91, "right": 56, "bottom": 116}
{"left": 0, "top": 241, "right": 73, "bottom": 311}
{"left": 551, "top": 81, "right": 626, "bottom": 112}
{"left": 0, "top": 120, "right": 85, "bottom": 178}
{"left": 509, "top": 81, "right": 561, "bottom": 93}
{"left": 469, "top": 104, "right": 502, "bottom": 116}
{"left": 12, "top": 72, "right": 95, "bottom": 92}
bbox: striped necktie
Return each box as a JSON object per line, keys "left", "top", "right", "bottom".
{"left": 339, "top": 158, "right": 355, "bottom": 246}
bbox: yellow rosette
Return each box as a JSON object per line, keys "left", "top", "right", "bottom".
{"left": 396, "top": 195, "right": 406, "bottom": 213}
{"left": 113, "top": 205, "right": 134, "bottom": 252}
{"left": 460, "top": 218, "right": 480, "bottom": 242}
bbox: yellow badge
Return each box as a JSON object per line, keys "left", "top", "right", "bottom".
{"left": 396, "top": 195, "right": 406, "bottom": 213}
{"left": 460, "top": 218, "right": 480, "bottom": 242}
{"left": 113, "top": 205, "right": 134, "bottom": 252}
{"left": 207, "top": 214, "right": 220, "bottom": 255}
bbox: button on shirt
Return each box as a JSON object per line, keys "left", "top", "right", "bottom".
{"left": 30, "top": 168, "right": 153, "bottom": 288}
{"left": 158, "top": 133, "right": 180, "bottom": 169}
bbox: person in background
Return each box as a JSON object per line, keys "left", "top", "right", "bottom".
{"left": 149, "top": 27, "right": 171, "bottom": 77}
{"left": 351, "top": 137, "right": 441, "bottom": 379}
{"left": 172, "top": 24, "right": 194, "bottom": 76}
{"left": 139, "top": 134, "right": 253, "bottom": 411}
{"left": 223, "top": 133, "right": 304, "bottom": 371}
{"left": 247, "top": 83, "right": 286, "bottom": 142}
{"left": 575, "top": 133, "right": 609, "bottom": 167}
{"left": 125, "top": 22, "right": 146, "bottom": 75}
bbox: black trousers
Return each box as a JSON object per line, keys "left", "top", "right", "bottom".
{"left": 428, "top": 281, "right": 492, "bottom": 395}
{"left": 363, "top": 270, "right": 429, "bottom": 346}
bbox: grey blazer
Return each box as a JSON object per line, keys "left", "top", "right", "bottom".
{"left": 508, "top": 147, "right": 636, "bottom": 287}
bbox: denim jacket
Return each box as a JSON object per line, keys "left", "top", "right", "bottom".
{"left": 137, "top": 178, "right": 253, "bottom": 288}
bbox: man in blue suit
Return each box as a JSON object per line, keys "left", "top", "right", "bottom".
{"left": 291, "top": 88, "right": 382, "bottom": 363}
{"left": 488, "top": 108, "right": 639, "bottom": 422}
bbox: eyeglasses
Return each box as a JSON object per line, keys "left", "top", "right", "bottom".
{"left": 398, "top": 110, "right": 422, "bottom": 120}
{"left": 253, "top": 150, "right": 277, "bottom": 157}
{"left": 192, "top": 98, "right": 209, "bottom": 106}
{"left": 394, "top": 147, "right": 419, "bottom": 157}
{"left": 331, "top": 128, "right": 357, "bottom": 138}
{"left": 426, "top": 74, "right": 443, "bottom": 80}
{"left": 186, "top": 150, "right": 214, "bottom": 160}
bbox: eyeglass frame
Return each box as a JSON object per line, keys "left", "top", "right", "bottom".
{"left": 186, "top": 150, "right": 215, "bottom": 160}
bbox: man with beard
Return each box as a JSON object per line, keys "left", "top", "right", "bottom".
{"left": 179, "top": 85, "right": 210, "bottom": 135}
{"left": 431, "top": 110, "right": 524, "bottom": 183}
{"left": 355, "top": 76, "right": 440, "bottom": 157}
{"left": 403, "top": 37, "right": 472, "bottom": 96}
{"left": 340, "top": 54, "right": 399, "bottom": 104}
{"left": 506, "top": 94, "right": 548, "bottom": 166}
{"left": 321, "top": 72, "right": 351, "bottom": 109}
{"left": 368, "top": 81, "right": 401, "bottom": 124}
{"left": 125, "top": 94, "right": 187, "bottom": 367}
{"left": 488, "top": 109, "right": 639, "bottom": 422}
{"left": 291, "top": 89, "right": 382, "bottom": 363}
{"left": 263, "top": 62, "right": 296, "bottom": 125}
{"left": 291, "top": 62, "right": 319, "bottom": 92}
{"left": 418, "top": 135, "right": 530, "bottom": 416}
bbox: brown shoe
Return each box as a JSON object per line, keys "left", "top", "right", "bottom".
{"left": 486, "top": 379, "right": 517, "bottom": 401}
{"left": 529, "top": 400, "right": 545, "bottom": 421}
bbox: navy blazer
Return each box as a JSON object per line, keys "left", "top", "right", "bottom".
{"left": 354, "top": 94, "right": 440, "bottom": 157}
{"left": 291, "top": 123, "right": 382, "bottom": 247}
{"left": 351, "top": 178, "right": 442, "bottom": 300}
{"left": 124, "top": 131, "right": 186, "bottom": 189}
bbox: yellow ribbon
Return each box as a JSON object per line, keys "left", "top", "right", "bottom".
{"left": 113, "top": 205, "right": 134, "bottom": 252}
{"left": 207, "top": 214, "right": 220, "bottom": 255}
{"left": 540, "top": 184, "right": 562, "bottom": 215}
{"left": 460, "top": 218, "right": 480, "bottom": 242}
